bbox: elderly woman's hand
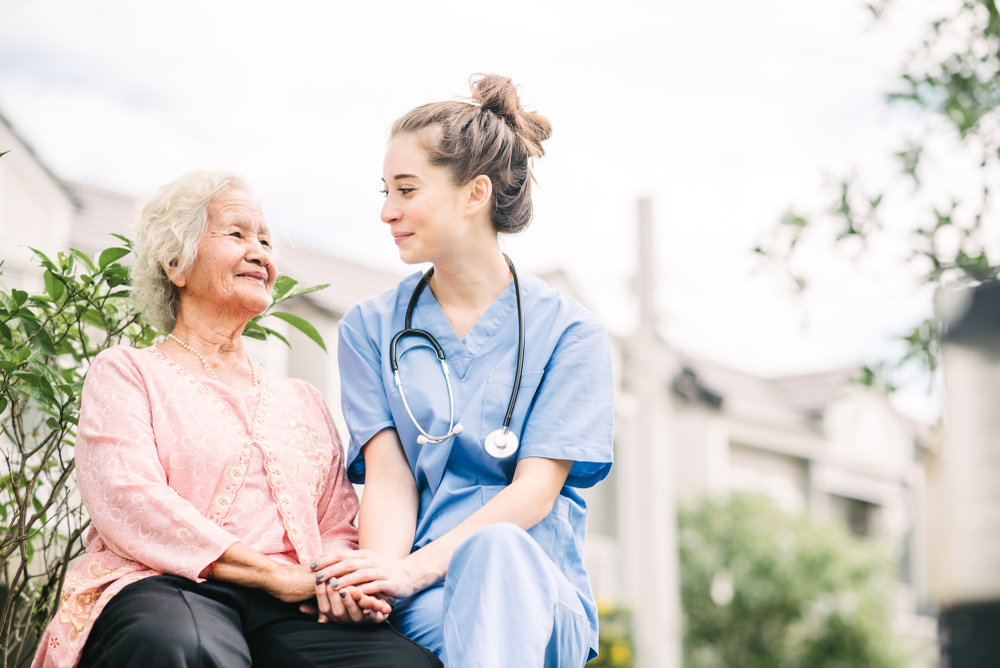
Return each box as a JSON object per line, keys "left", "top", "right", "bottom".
{"left": 265, "top": 563, "right": 323, "bottom": 603}
{"left": 304, "top": 582, "right": 392, "bottom": 624}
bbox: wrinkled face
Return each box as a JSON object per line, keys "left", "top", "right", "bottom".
{"left": 380, "top": 133, "right": 472, "bottom": 265}
{"left": 173, "top": 187, "right": 276, "bottom": 320}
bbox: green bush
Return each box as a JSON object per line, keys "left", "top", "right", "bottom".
{"left": 589, "top": 600, "right": 634, "bottom": 667}
{"left": 679, "top": 493, "right": 907, "bottom": 668}
{"left": 0, "top": 231, "right": 325, "bottom": 665}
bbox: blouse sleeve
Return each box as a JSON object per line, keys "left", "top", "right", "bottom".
{"left": 337, "top": 306, "right": 394, "bottom": 484}
{"left": 519, "top": 320, "right": 615, "bottom": 488}
{"left": 75, "top": 349, "right": 239, "bottom": 580}
{"left": 307, "top": 386, "right": 361, "bottom": 554}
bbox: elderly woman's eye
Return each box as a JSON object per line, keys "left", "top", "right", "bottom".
{"left": 230, "top": 231, "right": 243, "bottom": 239}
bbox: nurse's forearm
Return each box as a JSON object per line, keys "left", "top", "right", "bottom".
{"left": 358, "top": 428, "right": 419, "bottom": 560}
{"left": 405, "top": 456, "right": 572, "bottom": 589}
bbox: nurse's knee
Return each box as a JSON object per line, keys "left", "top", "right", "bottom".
{"left": 468, "top": 522, "right": 530, "bottom": 547}
{"left": 455, "top": 523, "right": 549, "bottom": 573}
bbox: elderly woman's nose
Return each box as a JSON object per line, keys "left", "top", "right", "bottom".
{"left": 245, "top": 238, "right": 270, "bottom": 262}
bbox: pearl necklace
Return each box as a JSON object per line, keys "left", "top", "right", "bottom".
{"left": 168, "top": 333, "right": 258, "bottom": 387}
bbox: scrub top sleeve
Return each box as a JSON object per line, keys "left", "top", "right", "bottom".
{"left": 337, "top": 307, "right": 395, "bottom": 484}
{"left": 520, "top": 321, "right": 614, "bottom": 488}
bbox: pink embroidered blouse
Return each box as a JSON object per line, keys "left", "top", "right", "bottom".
{"left": 33, "top": 346, "right": 360, "bottom": 668}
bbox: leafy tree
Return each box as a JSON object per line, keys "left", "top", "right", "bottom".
{"left": 0, "top": 207, "right": 327, "bottom": 664}
{"left": 755, "top": 0, "right": 1000, "bottom": 388}
{"left": 679, "top": 493, "right": 906, "bottom": 668}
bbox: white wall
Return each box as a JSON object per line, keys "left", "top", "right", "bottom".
{"left": 0, "top": 122, "right": 75, "bottom": 291}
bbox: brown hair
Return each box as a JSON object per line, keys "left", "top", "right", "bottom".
{"left": 391, "top": 74, "right": 552, "bottom": 235}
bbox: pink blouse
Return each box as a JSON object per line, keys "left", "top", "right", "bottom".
{"left": 33, "top": 346, "right": 360, "bottom": 668}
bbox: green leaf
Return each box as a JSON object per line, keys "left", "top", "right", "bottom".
{"left": 14, "top": 371, "right": 46, "bottom": 388}
{"left": 45, "top": 417, "right": 61, "bottom": 431}
{"left": 0, "top": 360, "right": 18, "bottom": 373}
{"left": 99, "top": 247, "right": 131, "bottom": 270}
{"left": 282, "top": 283, "right": 331, "bottom": 302}
{"left": 71, "top": 249, "right": 98, "bottom": 274}
{"left": 260, "top": 326, "right": 291, "bottom": 348}
{"left": 28, "top": 247, "right": 56, "bottom": 271}
{"left": 19, "top": 384, "right": 54, "bottom": 405}
{"left": 35, "top": 362, "right": 64, "bottom": 388}
{"left": 242, "top": 327, "right": 267, "bottom": 341}
{"left": 43, "top": 271, "right": 66, "bottom": 302}
{"left": 0, "top": 151, "right": 9, "bottom": 158}
{"left": 267, "top": 311, "right": 328, "bottom": 352}
{"left": 271, "top": 275, "right": 299, "bottom": 301}
{"left": 0, "top": 291, "right": 12, "bottom": 312}
{"left": 83, "top": 309, "right": 106, "bottom": 329}
{"left": 0, "top": 398, "right": 7, "bottom": 414}
{"left": 12, "top": 289, "right": 28, "bottom": 308}
{"left": 33, "top": 328, "right": 57, "bottom": 355}
{"left": 0, "top": 322, "right": 11, "bottom": 342}
{"left": 110, "top": 233, "right": 134, "bottom": 249}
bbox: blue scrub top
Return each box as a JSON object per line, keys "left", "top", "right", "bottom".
{"left": 338, "top": 271, "right": 614, "bottom": 655}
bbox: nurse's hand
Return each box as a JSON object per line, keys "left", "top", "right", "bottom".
{"left": 310, "top": 549, "right": 423, "bottom": 601}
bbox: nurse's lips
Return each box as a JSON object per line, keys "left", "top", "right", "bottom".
{"left": 392, "top": 232, "right": 413, "bottom": 246}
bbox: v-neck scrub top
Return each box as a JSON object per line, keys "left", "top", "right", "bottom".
{"left": 338, "top": 271, "right": 614, "bottom": 658}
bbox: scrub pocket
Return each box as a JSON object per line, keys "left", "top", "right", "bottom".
{"left": 480, "top": 371, "right": 544, "bottom": 445}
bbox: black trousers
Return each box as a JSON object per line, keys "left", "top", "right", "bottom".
{"left": 78, "top": 575, "right": 441, "bottom": 668}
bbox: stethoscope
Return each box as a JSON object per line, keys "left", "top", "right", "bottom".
{"left": 390, "top": 255, "right": 525, "bottom": 459}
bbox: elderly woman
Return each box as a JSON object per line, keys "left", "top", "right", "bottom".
{"left": 32, "top": 171, "right": 441, "bottom": 668}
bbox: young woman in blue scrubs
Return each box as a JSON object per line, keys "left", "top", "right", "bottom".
{"left": 311, "top": 75, "right": 614, "bottom": 667}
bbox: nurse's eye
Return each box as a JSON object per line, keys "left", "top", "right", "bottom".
{"left": 379, "top": 189, "right": 389, "bottom": 197}
{"left": 398, "top": 188, "right": 414, "bottom": 195}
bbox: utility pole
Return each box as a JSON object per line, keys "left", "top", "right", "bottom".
{"left": 618, "top": 198, "right": 682, "bottom": 667}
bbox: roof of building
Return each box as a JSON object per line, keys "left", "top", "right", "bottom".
{"left": 0, "top": 109, "right": 80, "bottom": 209}
{"left": 677, "top": 353, "right": 845, "bottom": 434}
{"left": 66, "top": 181, "right": 137, "bottom": 256}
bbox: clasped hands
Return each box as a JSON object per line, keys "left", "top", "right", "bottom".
{"left": 300, "top": 550, "right": 420, "bottom": 625}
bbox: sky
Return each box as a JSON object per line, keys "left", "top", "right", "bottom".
{"left": 0, "top": 0, "right": 956, "bottom": 418}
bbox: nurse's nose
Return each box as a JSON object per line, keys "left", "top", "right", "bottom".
{"left": 381, "top": 199, "right": 401, "bottom": 224}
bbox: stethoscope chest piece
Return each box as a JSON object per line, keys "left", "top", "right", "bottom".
{"left": 484, "top": 428, "right": 519, "bottom": 459}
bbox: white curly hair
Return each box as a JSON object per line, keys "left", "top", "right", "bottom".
{"left": 131, "top": 170, "right": 253, "bottom": 332}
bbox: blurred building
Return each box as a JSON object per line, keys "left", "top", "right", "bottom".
{"left": 1, "top": 110, "right": 937, "bottom": 665}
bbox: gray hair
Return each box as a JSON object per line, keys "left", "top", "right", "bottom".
{"left": 131, "top": 170, "right": 252, "bottom": 332}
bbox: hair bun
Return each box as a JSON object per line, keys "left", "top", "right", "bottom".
{"left": 471, "top": 74, "right": 520, "bottom": 120}
{"left": 470, "top": 74, "right": 552, "bottom": 157}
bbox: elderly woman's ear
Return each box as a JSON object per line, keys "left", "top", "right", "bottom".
{"left": 163, "top": 259, "right": 186, "bottom": 288}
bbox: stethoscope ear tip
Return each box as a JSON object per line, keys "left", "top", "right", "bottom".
{"left": 453, "top": 423, "right": 464, "bottom": 435}
{"left": 416, "top": 435, "right": 429, "bottom": 445}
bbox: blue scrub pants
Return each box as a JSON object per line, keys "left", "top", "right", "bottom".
{"left": 389, "top": 523, "right": 591, "bottom": 668}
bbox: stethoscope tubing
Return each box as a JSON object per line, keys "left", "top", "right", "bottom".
{"left": 391, "top": 255, "right": 524, "bottom": 446}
